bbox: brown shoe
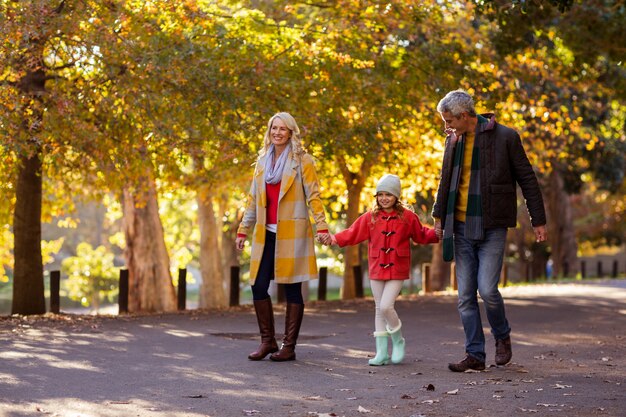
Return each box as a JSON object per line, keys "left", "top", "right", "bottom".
{"left": 248, "top": 298, "right": 279, "bottom": 361}
{"left": 270, "top": 303, "right": 304, "bottom": 362}
{"left": 495, "top": 336, "right": 512, "bottom": 365}
{"left": 448, "top": 355, "right": 486, "bottom": 372}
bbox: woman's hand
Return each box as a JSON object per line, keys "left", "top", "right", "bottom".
{"left": 235, "top": 236, "right": 246, "bottom": 251}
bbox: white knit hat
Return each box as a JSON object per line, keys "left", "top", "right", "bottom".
{"left": 376, "top": 174, "right": 401, "bottom": 199}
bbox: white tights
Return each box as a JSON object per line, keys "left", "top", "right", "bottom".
{"left": 370, "top": 280, "right": 404, "bottom": 333}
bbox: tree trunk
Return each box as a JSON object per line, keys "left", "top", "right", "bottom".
{"left": 545, "top": 169, "right": 578, "bottom": 278}
{"left": 219, "top": 193, "right": 239, "bottom": 296}
{"left": 12, "top": 151, "right": 45, "bottom": 315}
{"left": 197, "top": 187, "right": 227, "bottom": 308}
{"left": 429, "top": 242, "right": 450, "bottom": 291}
{"left": 122, "top": 176, "right": 176, "bottom": 313}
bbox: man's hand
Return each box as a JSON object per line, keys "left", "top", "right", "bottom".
{"left": 533, "top": 225, "right": 547, "bottom": 243}
{"left": 434, "top": 219, "right": 443, "bottom": 240}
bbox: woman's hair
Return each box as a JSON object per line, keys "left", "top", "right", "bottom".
{"left": 436, "top": 89, "right": 477, "bottom": 118}
{"left": 370, "top": 195, "right": 414, "bottom": 224}
{"left": 259, "top": 112, "right": 306, "bottom": 159}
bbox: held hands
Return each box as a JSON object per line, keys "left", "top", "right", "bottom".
{"left": 316, "top": 232, "right": 335, "bottom": 246}
{"left": 434, "top": 219, "right": 443, "bottom": 240}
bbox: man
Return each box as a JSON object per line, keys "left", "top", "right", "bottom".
{"left": 432, "top": 89, "right": 547, "bottom": 372}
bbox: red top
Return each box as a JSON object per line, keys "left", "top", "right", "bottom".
{"left": 266, "top": 182, "right": 281, "bottom": 225}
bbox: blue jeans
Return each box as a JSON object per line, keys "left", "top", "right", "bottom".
{"left": 454, "top": 222, "right": 510, "bottom": 362}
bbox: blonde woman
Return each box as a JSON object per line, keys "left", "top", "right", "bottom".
{"left": 236, "top": 112, "right": 330, "bottom": 362}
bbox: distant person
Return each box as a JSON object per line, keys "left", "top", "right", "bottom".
{"left": 432, "top": 89, "right": 547, "bottom": 372}
{"left": 326, "top": 174, "right": 438, "bottom": 365}
{"left": 236, "top": 112, "right": 330, "bottom": 362}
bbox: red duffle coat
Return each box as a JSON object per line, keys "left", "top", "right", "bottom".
{"left": 335, "top": 210, "right": 438, "bottom": 280}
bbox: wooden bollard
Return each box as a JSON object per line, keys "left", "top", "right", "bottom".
{"left": 421, "top": 263, "right": 431, "bottom": 293}
{"left": 597, "top": 261, "right": 603, "bottom": 278}
{"left": 317, "top": 267, "right": 327, "bottom": 301}
{"left": 119, "top": 269, "right": 129, "bottom": 314}
{"left": 177, "top": 268, "right": 187, "bottom": 311}
{"left": 50, "top": 270, "right": 60, "bottom": 314}
{"left": 277, "top": 284, "right": 286, "bottom": 303}
{"left": 450, "top": 262, "right": 457, "bottom": 291}
{"left": 230, "top": 266, "right": 240, "bottom": 307}
{"left": 612, "top": 260, "right": 619, "bottom": 278}
{"left": 581, "top": 261, "right": 586, "bottom": 279}
{"left": 353, "top": 265, "right": 364, "bottom": 298}
{"left": 500, "top": 264, "right": 508, "bottom": 287}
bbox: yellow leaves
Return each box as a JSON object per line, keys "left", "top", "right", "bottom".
{"left": 57, "top": 217, "right": 79, "bottom": 229}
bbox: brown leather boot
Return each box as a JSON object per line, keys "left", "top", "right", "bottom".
{"left": 248, "top": 298, "right": 279, "bottom": 360}
{"left": 270, "top": 303, "right": 304, "bottom": 362}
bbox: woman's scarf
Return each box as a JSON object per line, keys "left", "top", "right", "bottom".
{"left": 264, "top": 144, "right": 291, "bottom": 184}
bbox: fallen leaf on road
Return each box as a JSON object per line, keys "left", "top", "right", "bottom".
{"left": 400, "top": 394, "right": 414, "bottom": 399}
{"left": 421, "top": 399, "right": 440, "bottom": 404}
{"left": 519, "top": 408, "right": 538, "bottom": 413}
{"left": 424, "top": 383, "right": 435, "bottom": 391}
{"left": 183, "top": 394, "right": 204, "bottom": 398}
{"left": 243, "top": 410, "right": 260, "bottom": 416}
{"left": 304, "top": 396, "right": 323, "bottom": 401}
{"left": 446, "top": 389, "right": 459, "bottom": 395}
{"left": 553, "top": 384, "right": 572, "bottom": 389}
{"left": 357, "top": 405, "right": 371, "bottom": 413}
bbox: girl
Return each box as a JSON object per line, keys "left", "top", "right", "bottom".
{"left": 329, "top": 174, "right": 438, "bottom": 365}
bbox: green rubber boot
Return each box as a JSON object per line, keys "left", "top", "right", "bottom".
{"left": 387, "top": 321, "right": 405, "bottom": 364}
{"left": 368, "top": 332, "right": 390, "bottom": 366}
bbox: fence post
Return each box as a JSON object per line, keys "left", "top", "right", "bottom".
{"left": 277, "top": 284, "right": 286, "bottom": 303}
{"left": 421, "top": 263, "right": 431, "bottom": 293}
{"left": 119, "top": 269, "right": 129, "bottom": 314}
{"left": 317, "top": 266, "right": 327, "bottom": 301}
{"left": 230, "top": 266, "right": 240, "bottom": 306}
{"left": 500, "top": 263, "right": 508, "bottom": 287}
{"left": 177, "top": 268, "right": 187, "bottom": 311}
{"left": 581, "top": 261, "right": 586, "bottom": 279}
{"left": 50, "top": 270, "right": 60, "bottom": 314}
{"left": 450, "top": 262, "right": 458, "bottom": 291}
{"left": 353, "top": 265, "right": 364, "bottom": 298}
{"left": 597, "top": 261, "right": 603, "bottom": 278}
{"left": 612, "top": 260, "right": 619, "bottom": 278}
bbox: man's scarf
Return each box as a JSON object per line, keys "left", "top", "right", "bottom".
{"left": 442, "top": 134, "right": 483, "bottom": 262}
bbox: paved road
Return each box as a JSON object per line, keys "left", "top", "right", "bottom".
{"left": 1, "top": 280, "right": 624, "bottom": 417}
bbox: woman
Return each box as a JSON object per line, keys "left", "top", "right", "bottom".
{"left": 236, "top": 112, "right": 330, "bottom": 362}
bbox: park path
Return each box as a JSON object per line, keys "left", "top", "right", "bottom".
{"left": 1, "top": 280, "right": 624, "bottom": 417}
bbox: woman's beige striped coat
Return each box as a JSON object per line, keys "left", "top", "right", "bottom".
{"left": 237, "top": 151, "right": 329, "bottom": 285}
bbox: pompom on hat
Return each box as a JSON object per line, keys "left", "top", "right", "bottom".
{"left": 376, "top": 174, "right": 401, "bottom": 199}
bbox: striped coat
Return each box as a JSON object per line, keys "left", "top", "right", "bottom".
{"left": 237, "top": 151, "right": 329, "bottom": 284}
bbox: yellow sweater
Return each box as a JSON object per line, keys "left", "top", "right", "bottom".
{"left": 455, "top": 131, "right": 475, "bottom": 223}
